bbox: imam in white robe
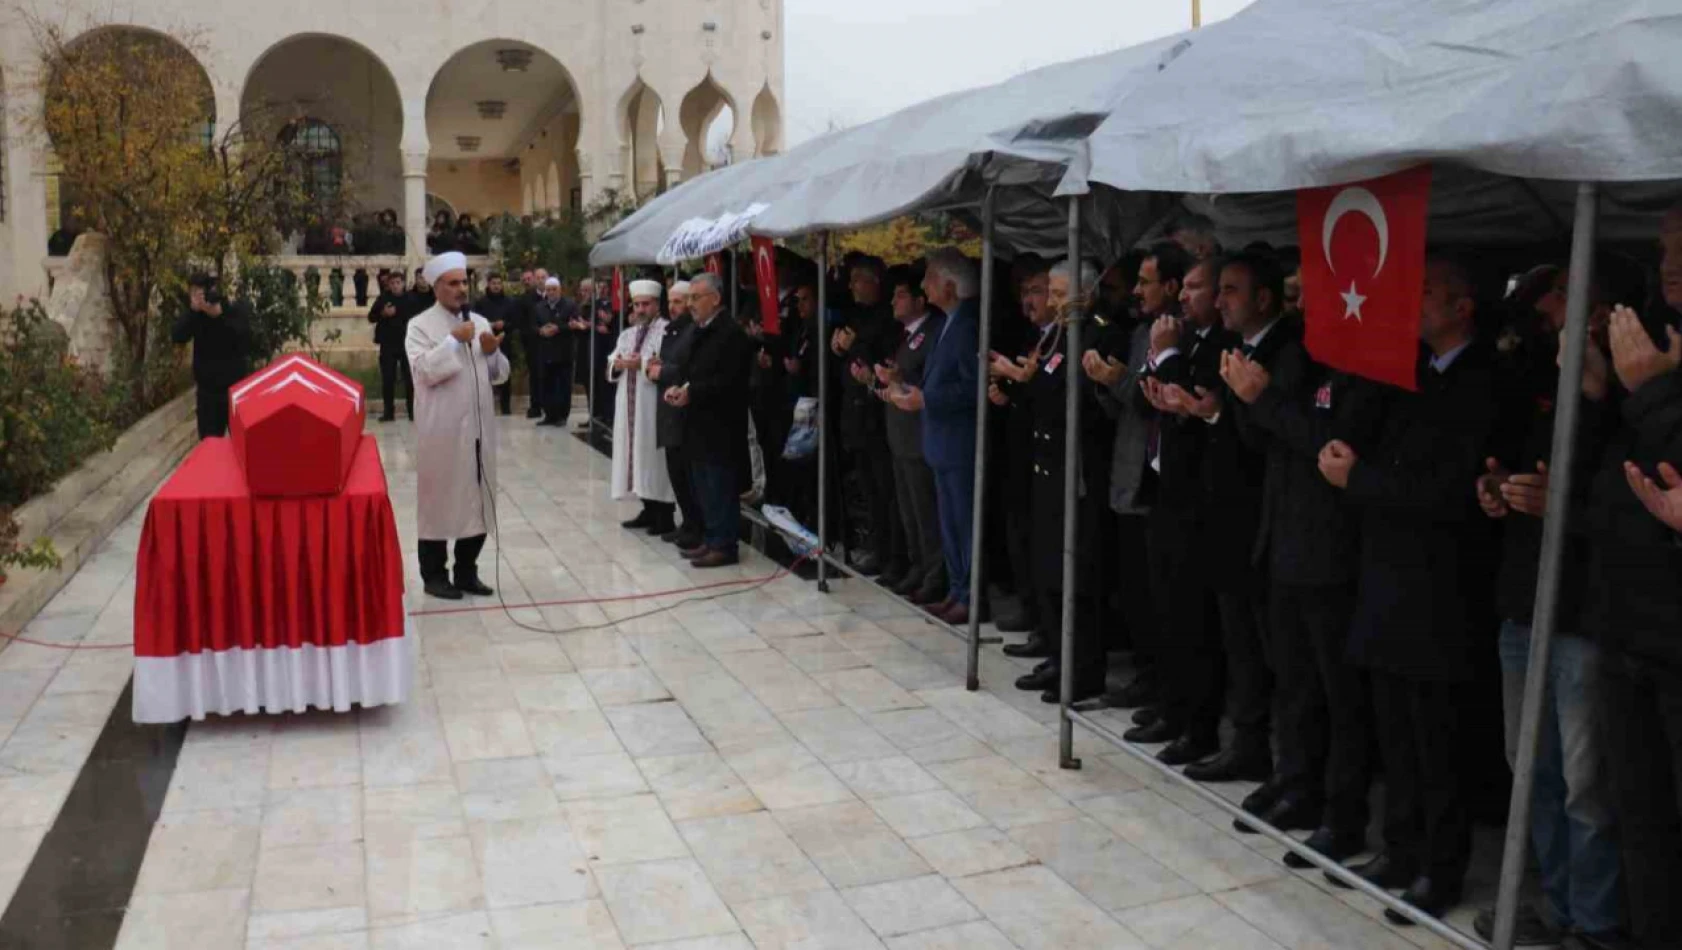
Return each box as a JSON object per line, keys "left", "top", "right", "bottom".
{"left": 405, "top": 303, "right": 511, "bottom": 541}
{"left": 607, "top": 317, "right": 674, "bottom": 503}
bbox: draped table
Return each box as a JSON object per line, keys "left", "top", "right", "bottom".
{"left": 132, "top": 436, "right": 412, "bottom": 723}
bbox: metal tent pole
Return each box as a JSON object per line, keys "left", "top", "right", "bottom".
{"left": 816, "top": 234, "right": 831, "bottom": 593}
{"left": 1059, "top": 197, "right": 1083, "bottom": 771}
{"left": 965, "top": 186, "right": 998, "bottom": 693}
{"left": 731, "top": 246, "right": 740, "bottom": 321}
{"left": 1492, "top": 181, "right": 1599, "bottom": 950}
{"left": 589, "top": 277, "right": 599, "bottom": 434}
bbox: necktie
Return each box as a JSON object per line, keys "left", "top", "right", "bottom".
{"left": 1241, "top": 343, "right": 1256, "bottom": 358}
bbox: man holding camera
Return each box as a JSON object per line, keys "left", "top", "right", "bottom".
{"left": 171, "top": 273, "right": 252, "bottom": 439}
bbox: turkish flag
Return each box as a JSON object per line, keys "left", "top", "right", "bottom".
{"left": 612, "top": 267, "right": 625, "bottom": 312}
{"left": 705, "top": 254, "right": 724, "bottom": 277}
{"left": 1297, "top": 165, "right": 1432, "bottom": 392}
{"left": 752, "top": 237, "right": 780, "bottom": 335}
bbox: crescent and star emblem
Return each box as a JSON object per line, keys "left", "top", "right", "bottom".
{"left": 1321, "top": 186, "right": 1390, "bottom": 322}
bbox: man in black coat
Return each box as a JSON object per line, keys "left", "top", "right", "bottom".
{"left": 172, "top": 273, "right": 251, "bottom": 439}
{"left": 530, "top": 278, "right": 578, "bottom": 427}
{"left": 652, "top": 282, "right": 703, "bottom": 548}
{"left": 992, "top": 260, "right": 1053, "bottom": 637}
{"left": 876, "top": 265, "right": 947, "bottom": 604}
{"left": 519, "top": 270, "right": 546, "bottom": 418}
{"left": 1317, "top": 254, "right": 1500, "bottom": 923}
{"left": 366, "top": 270, "right": 410, "bottom": 422}
{"left": 669, "top": 273, "right": 755, "bottom": 567}
{"left": 475, "top": 273, "right": 521, "bottom": 416}
{"left": 831, "top": 256, "right": 906, "bottom": 580}
{"left": 1127, "top": 256, "right": 1234, "bottom": 768}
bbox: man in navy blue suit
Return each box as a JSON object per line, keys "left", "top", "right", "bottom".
{"left": 891, "top": 248, "right": 980, "bottom": 625}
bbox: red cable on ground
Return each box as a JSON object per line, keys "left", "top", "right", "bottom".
{"left": 0, "top": 560, "right": 801, "bottom": 651}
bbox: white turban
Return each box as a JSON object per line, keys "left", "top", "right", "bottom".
{"left": 629, "top": 279, "right": 662, "bottom": 300}
{"left": 669, "top": 281, "right": 692, "bottom": 296}
{"left": 544, "top": 277, "right": 561, "bottom": 289}
{"left": 423, "top": 251, "right": 467, "bottom": 286}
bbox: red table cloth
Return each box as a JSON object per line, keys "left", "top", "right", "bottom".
{"left": 132, "top": 436, "right": 412, "bottom": 723}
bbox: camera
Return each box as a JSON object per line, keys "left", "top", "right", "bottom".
{"left": 202, "top": 288, "right": 225, "bottom": 307}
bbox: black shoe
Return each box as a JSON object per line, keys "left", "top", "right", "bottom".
{"left": 1564, "top": 930, "right": 1639, "bottom": 950}
{"left": 1015, "top": 666, "right": 1058, "bottom": 692}
{"left": 670, "top": 532, "right": 703, "bottom": 549}
{"left": 992, "top": 609, "right": 1036, "bottom": 634}
{"left": 1123, "top": 719, "right": 1181, "bottom": 744}
{"left": 526, "top": 407, "right": 544, "bottom": 419}
{"left": 1002, "top": 635, "right": 1054, "bottom": 659}
{"left": 1107, "top": 675, "right": 1159, "bottom": 709}
{"left": 1471, "top": 903, "right": 1561, "bottom": 946}
{"left": 1327, "top": 852, "right": 1418, "bottom": 891}
{"left": 453, "top": 574, "right": 494, "bottom": 597}
{"left": 1283, "top": 827, "right": 1367, "bottom": 869}
{"left": 539, "top": 418, "right": 567, "bottom": 427}
{"left": 875, "top": 565, "right": 909, "bottom": 590}
{"left": 1383, "top": 875, "right": 1463, "bottom": 926}
{"left": 851, "top": 551, "right": 882, "bottom": 576}
{"left": 379, "top": 414, "right": 395, "bottom": 423}
{"left": 1158, "top": 734, "right": 1219, "bottom": 767}
{"left": 1183, "top": 743, "right": 1273, "bottom": 783}
{"left": 1233, "top": 794, "right": 1320, "bottom": 835}
{"left": 1042, "top": 682, "right": 1105, "bottom": 705}
{"left": 1131, "top": 706, "right": 1161, "bottom": 727}
{"left": 888, "top": 573, "right": 921, "bottom": 596}
{"left": 622, "top": 511, "right": 653, "bottom": 529}
{"left": 424, "top": 578, "right": 463, "bottom": 600}
{"left": 1240, "top": 778, "right": 1289, "bottom": 816}
{"left": 646, "top": 518, "right": 676, "bottom": 536}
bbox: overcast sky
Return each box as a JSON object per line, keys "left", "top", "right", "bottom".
{"left": 779, "top": 0, "right": 1256, "bottom": 146}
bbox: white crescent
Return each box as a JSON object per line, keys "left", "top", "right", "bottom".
{"left": 1321, "top": 186, "right": 1389, "bottom": 277}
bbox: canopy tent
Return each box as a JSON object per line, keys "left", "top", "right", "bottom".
{"left": 588, "top": 34, "right": 1194, "bottom": 268}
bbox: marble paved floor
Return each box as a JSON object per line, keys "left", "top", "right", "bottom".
{"left": 0, "top": 418, "right": 1476, "bottom": 949}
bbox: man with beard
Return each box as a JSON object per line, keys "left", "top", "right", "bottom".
{"left": 650, "top": 281, "right": 704, "bottom": 547}
{"left": 520, "top": 270, "right": 547, "bottom": 418}
{"left": 475, "top": 273, "right": 521, "bottom": 416}
{"left": 532, "top": 277, "right": 579, "bottom": 427}
{"left": 668, "top": 274, "right": 755, "bottom": 568}
{"left": 832, "top": 256, "right": 906, "bottom": 582}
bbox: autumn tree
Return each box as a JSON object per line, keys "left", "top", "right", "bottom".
{"left": 27, "top": 20, "right": 324, "bottom": 401}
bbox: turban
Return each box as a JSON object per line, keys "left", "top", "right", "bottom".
{"left": 422, "top": 251, "right": 467, "bottom": 286}
{"left": 629, "top": 279, "right": 662, "bottom": 300}
{"left": 669, "top": 281, "right": 692, "bottom": 296}
{"left": 544, "top": 277, "right": 561, "bottom": 289}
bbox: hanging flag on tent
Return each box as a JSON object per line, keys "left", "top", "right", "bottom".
{"left": 752, "top": 237, "right": 781, "bottom": 335}
{"left": 1297, "top": 165, "right": 1432, "bottom": 391}
{"left": 612, "top": 267, "right": 625, "bottom": 312}
{"left": 705, "top": 254, "right": 724, "bottom": 277}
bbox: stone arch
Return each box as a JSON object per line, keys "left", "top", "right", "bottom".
{"left": 426, "top": 39, "right": 579, "bottom": 220}
{"left": 678, "top": 74, "right": 736, "bottom": 179}
{"left": 616, "top": 78, "right": 667, "bottom": 200}
{"left": 241, "top": 33, "right": 404, "bottom": 224}
{"left": 751, "top": 84, "right": 782, "bottom": 157}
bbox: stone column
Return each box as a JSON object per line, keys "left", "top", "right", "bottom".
{"left": 402, "top": 149, "right": 427, "bottom": 268}
{"left": 575, "top": 148, "right": 596, "bottom": 210}
{"left": 5, "top": 81, "right": 52, "bottom": 303}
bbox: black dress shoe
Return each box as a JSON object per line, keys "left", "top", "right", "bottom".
{"left": 526, "top": 407, "right": 544, "bottom": 419}
{"left": 876, "top": 566, "right": 909, "bottom": 590}
{"left": 1002, "top": 635, "right": 1054, "bottom": 659}
{"left": 1283, "top": 827, "right": 1367, "bottom": 869}
{"left": 992, "top": 609, "right": 1036, "bottom": 634}
{"left": 1015, "top": 666, "right": 1058, "bottom": 692}
{"left": 669, "top": 532, "right": 704, "bottom": 549}
{"left": 1183, "top": 743, "right": 1273, "bottom": 783}
{"left": 888, "top": 573, "right": 921, "bottom": 596}
{"left": 1383, "top": 875, "right": 1463, "bottom": 926}
{"left": 1130, "top": 706, "right": 1160, "bottom": 727}
{"left": 852, "top": 552, "right": 882, "bottom": 576}
{"left": 1327, "top": 852, "right": 1418, "bottom": 891}
{"left": 1240, "top": 778, "right": 1289, "bottom": 815}
{"left": 1042, "top": 682, "right": 1105, "bottom": 705}
{"left": 453, "top": 574, "right": 494, "bottom": 597}
{"left": 622, "top": 511, "right": 653, "bottom": 529}
{"left": 1107, "top": 675, "right": 1159, "bottom": 709}
{"left": 646, "top": 519, "right": 675, "bottom": 536}
{"left": 1233, "top": 794, "right": 1320, "bottom": 835}
{"left": 424, "top": 578, "right": 463, "bottom": 600}
{"left": 1123, "top": 719, "right": 1181, "bottom": 744}
{"left": 378, "top": 414, "right": 396, "bottom": 423}
{"left": 1471, "top": 903, "right": 1561, "bottom": 946}
{"left": 1159, "top": 735, "right": 1219, "bottom": 766}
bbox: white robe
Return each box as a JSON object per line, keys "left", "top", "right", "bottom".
{"left": 405, "top": 303, "right": 511, "bottom": 540}
{"left": 607, "top": 318, "right": 674, "bottom": 503}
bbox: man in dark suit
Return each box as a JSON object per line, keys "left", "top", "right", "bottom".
{"left": 651, "top": 281, "right": 703, "bottom": 548}
{"left": 475, "top": 272, "right": 521, "bottom": 416}
{"left": 891, "top": 248, "right": 980, "bottom": 626}
{"left": 172, "top": 273, "right": 252, "bottom": 438}
{"left": 519, "top": 270, "right": 546, "bottom": 418}
{"left": 833, "top": 256, "right": 906, "bottom": 581}
{"left": 367, "top": 271, "right": 410, "bottom": 422}
{"left": 1318, "top": 254, "right": 1500, "bottom": 923}
{"left": 670, "top": 273, "right": 755, "bottom": 568}
{"left": 993, "top": 260, "right": 1055, "bottom": 645}
{"left": 1222, "top": 281, "right": 1383, "bottom": 866}
{"left": 877, "top": 265, "right": 948, "bottom": 604}
{"left": 531, "top": 278, "right": 578, "bottom": 427}
{"left": 1128, "top": 255, "right": 1233, "bottom": 768}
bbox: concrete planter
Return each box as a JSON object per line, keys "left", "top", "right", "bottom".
{"left": 0, "top": 388, "right": 198, "bottom": 655}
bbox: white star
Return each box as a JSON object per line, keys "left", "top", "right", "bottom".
{"left": 1340, "top": 281, "right": 1367, "bottom": 321}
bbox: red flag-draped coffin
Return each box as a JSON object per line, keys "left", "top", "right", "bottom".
{"left": 229, "top": 354, "right": 366, "bottom": 497}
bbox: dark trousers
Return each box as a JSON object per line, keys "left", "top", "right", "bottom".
{"left": 1113, "top": 514, "right": 1156, "bottom": 669}
{"left": 494, "top": 351, "right": 515, "bottom": 415}
{"left": 378, "top": 348, "right": 412, "bottom": 420}
{"left": 1149, "top": 507, "right": 1223, "bottom": 743}
{"left": 690, "top": 460, "right": 740, "bottom": 553}
{"left": 1004, "top": 501, "right": 1038, "bottom": 623}
{"left": 891, "top": 454, "right": 945, "bottom": 594}
{"left": 195, "top": 383, "right": 231, "bottom": 439}
{"left": 523, "top": 336, "right": 545, "bottom": 415}
{"left": 1597, "top": 650, "right": 1682, "bottom": 945}
{"left": 931, "top": 462, "right": 974, "bottom": 605}
{"left": 755, "top": 400, "right": 794, "bottom": 503}
{"left": 418, "top": 534, "right": 487, "bottom": 585}
{"left": 851, "top": 444, "right": 904, "bottom": 569}
{"left": 666, "top": 444, "right": 704, "bottom": 537}
{"left": 542, "top": 359, "right": 572, "bottom": 423}
{"left": 1271, "top": 581, "right": 1370, "bottom": 832}
{"left": 592, "top": 342, "right": 615, "bottom": 429}
{"left": 1218, "top": 580, "right": 1272, "bottom": 750}
{"left": 353, "top": 270, "right": 369, "bottom": 307}
{"left": 1370, "top": 670, "right": 1471, "bottom": 881}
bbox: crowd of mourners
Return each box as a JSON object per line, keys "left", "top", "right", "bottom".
{"left": 350, "top": 203, "right": 1682, "bottom": 948}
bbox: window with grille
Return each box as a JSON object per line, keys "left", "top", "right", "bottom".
{"left": 280, "top": 118, "right": 343, "bottom": 214}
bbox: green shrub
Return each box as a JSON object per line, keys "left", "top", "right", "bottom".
{"left": 0, "top": 300, "right": 124, "bottom": 509}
